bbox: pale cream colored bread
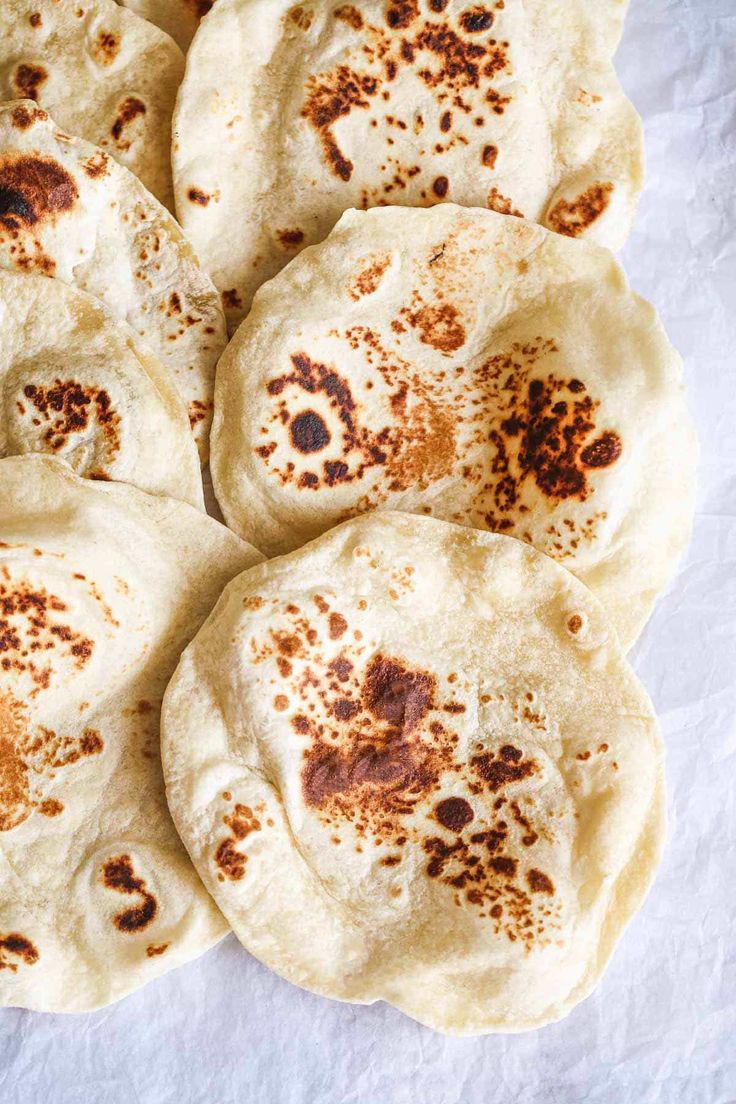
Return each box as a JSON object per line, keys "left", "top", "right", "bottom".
{"left": 211, "top": 206, "right": 697, "bottom": 650}
{"left": 0, "top": 269, "right": 204, "bottom": 507}
{"left": 0, "top": 0, "right": 183, "bottom": 207}
{"left": 173, "top": 0, "right": 643, "bottom": 327}
{"left": 0, "top": 456, "right": 262, "bottom": 1012}
{"left": 0, "top": 101, "right": 227, "bottom": 455}
{"left": 161, "top": 511, "right": 665, "bottom": 1035}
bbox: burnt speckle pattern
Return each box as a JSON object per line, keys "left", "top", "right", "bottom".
{"left": 13, "top": 64, "right": 48, "bottom": 102}
{"left": 215, "top": 803, "right": 262, "bottom": 881}
{"left": 277, "top": 227, "right": 305, "bottom": 248}
{"left": 102, "top": 855, "right": 158, "bottom": 932}
{"left": 0, "top": 574, "right": 95, "bottom": 692}
{"left": 547, "top": 183, "right": 614, "bottom": 238}
{"left": 1, "top": 691, "right": 103, "bottom": 832}
{"left": 240, "top": 595, "right": 567, "bottom": 945}
{"left": 19, "top": 381, "right": 121, "bottom": 467}
{"left": 0, "top": 931, "right": 39, "bottom": 972}
{"left": 349, "top": 253, "right": 392, "bottom": 299}
{"left": 298, "top": 0, "right": 512, "bottom": 208}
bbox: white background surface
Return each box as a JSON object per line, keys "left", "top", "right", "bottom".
{"left": 2, "top": 1, "right": 734, "bottom": 1100}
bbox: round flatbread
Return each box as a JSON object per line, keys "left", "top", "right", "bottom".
{"left": 211, "top": 205, "right": 697, "bottom": 650}
{"left": 0, "top": 455, "right": 262, "bottom": 1012}
{"left": 0, "top": 102, "right": 227, "bottom": 455}
{"left": 161, "top": 511, "right": 665, "bottom": 1035}
{"left": 0, "top": 269, "right": 203, "bottom": 507}
{"left": 173, "top": 0, "right": 643, "bottom": 327}
{"left": 0, "top": 0, "right": 183, "bottom": 208}
{"left": 117, "top": 0, "right": 212, "bottom": 50}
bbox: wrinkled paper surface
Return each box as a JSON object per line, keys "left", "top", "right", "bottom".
{"left": 1, "top": 1, "right": 734, "bottom": 1100}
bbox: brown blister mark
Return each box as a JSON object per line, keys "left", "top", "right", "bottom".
{"left": 110, "top": 97, "right": 146, "bottom": 150}
{"left": 82, "top": 151, "right": 110, "bottom": 179}
{"left": 487, "top": 186, "right": 523, "bottom": 217}
{"left": 580, "top": 431, "right": 622, "bottom": 469}
{"left": 302, "top": 66, "right": 380, "bottom": 182}
{"left": 349, "top": 253, "right": 391, "bottom": 300}
{"left": 460, "top": 6, "right": 494, "bottom": 32}
{"left": 334, "top": 4, "right": 363, "bottom": 29}
{"left": 404, "top": 301, "right": 465, "bottom": 353}
{"left": 187, "top": 187, "right": 210, "bottom": 206}
{"left": 277, "top": 228, "right": 305, "bottom": 249}
{"left": 95, "top": 30, "right": 120, "bottom": 64}
{"left": 432, "top": 174, "right": 449, "bottom": 198}
{"left": 29, "top": 11, "right": 42, "bottom": 26}
{"left": 567, "top": 614, "right": 583, "bottom": 635}
{"left": 188, "top": 399, "right": 211, "bottom": 430}
{"left": 13, "top": 64, "right": 48, "bottom": 102}
{"left": 214, "top": 804, "right": 262, "bottom": 881}
{"left": 146, "top": 942, "right": 170, "bottom": 957}
{"left": 527, "top": 868, "right": 554, "bottom": 895}
{"left": 290, "top": 410, "right": 331, "bottom": 453}
{"left": 548, "top": 183, "right": 614, "bottom": 238}
{"left": 288, "top": 4, "right": 314, "bottom": 30}
{"left": 102, "top": 856, "right": 158, "bottom": 932}
{"left": 0, "top": 157, "right": 78, "bottom": 233}
{"left": 482, "top": 143, "right": 497, "bottom": 168}
{"left": 19, "top": 381, "right": 120, "bottom": 467}
{"left": 328, "top": 612, "right": 348, "bottom": 639}
{"left": 0, "top": 932, "right": 39, "bottom": 972}
{"left": 470, "top": 744, "right": 537, "bottom": 792}
{"left": 38, "top": 797, "right": 63, "bottom": 816}
{"left": 435, "top": 796, "right": 474, "bottom": 831}
{"left": 222, "top": 288, "right": 243, "bottom": 311}
{"left": 10, "top": 104, "right": 46, "bottom": 130}
{"left": 385, "top": 0, "right": 419, "bottom": 29}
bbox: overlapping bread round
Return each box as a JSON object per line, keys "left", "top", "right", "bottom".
{"left": 0, "top": 269, "right": 203, "bottom": 505}
{"left": 173, "top": 0, "right": 643, "bottom": 326}
{"left": 0, "top": 0, "right": 183, "bottom": 208}
{"left": 211, "top": 205, "right": 697, "bottom": 649}
{"left": 0, "top": 101, "right": 226, "bottom": 455}
{"left": 161, "top": 511, "right": 665, "bottom": 1035}
{"left": 0, "top": 456, "right": 262, "bottom": 1012}
{"left": 117, "top": 0, "right": 208, "bottom": 50}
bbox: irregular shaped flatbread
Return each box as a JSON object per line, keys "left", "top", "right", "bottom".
{"left": 0, "top": 269, "right": 203, "bottom": 507}
{"left": 0, "top": 102, "right": 227, "bottom": 454}
{"left": 117, "top": 0, "right": 213, "bottom": 50}
{"left": 162, "top": 511, "right": 665, "bottom": 1035}
{"left": 173, "top": 0, "right": 643, "bottom": 326}
{"left": 211, "top": 205, "right": 697, "bottom": 649}
{"left": 0, "top": 456, "right": 262, "bottom": 1012}
{"left": 0, "top": 0, "right": 183, "bottom": 208}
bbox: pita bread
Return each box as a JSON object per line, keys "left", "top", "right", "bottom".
{"left": 0, "top": 455, "right": 262, "bottom": 1012}
{"left": 117, "top": 0, "right": 212, "bottom": 50}
{"left": 0, "top": 269, "right": 203, "bottom": 506}
{"left": 161, "top": 511, "right": 665, "bottom": 1035}
{"left": 211, "top": 205, "right": 697, "bottom": 650}
{"left": 0, "top": 102, "right": 227, "bottom": 455}
{"left": 0, "top": 0, "right": 183, "bottom": 208}
{"left": 172, "top": 0, "right": 643, "bottom": 327}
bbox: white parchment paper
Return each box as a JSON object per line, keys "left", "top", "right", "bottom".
{"left": 1, "top": 1, "right": 734, "bottom": 1100}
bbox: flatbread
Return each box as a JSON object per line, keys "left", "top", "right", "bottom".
{"left": 117, "top": 0, "right": 213, "bottom": 50}
{"left": 0, "top": 455, "right": 262, "bottom": 1012}
{"left": 172, "top": 0, "right": 643, "bottom": 327}
{"left": 211, "top": 205, "right": 697, "bottom": 650}
{"left": 0, "top": 269, "right": 203, "bottom": 506}
{"left": 0, "top": 0, "right": 183, "bottom": 208}
{"left": 161, "top": 511, "right": 665, "bottom": 1035}
{"left": 0, "top": 102, "right": 227, "bottom": 455}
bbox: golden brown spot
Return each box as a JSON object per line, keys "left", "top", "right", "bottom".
{"left": 38, "top": 797, "right": 63, "bottom": 817}
{"left": 406, "top": 302, "right": 465, "bottom": 353}
{"left": 435, "top": 796, "right": 474, "bottom": 832}
{"left": 95, "top": 30, "right": 120, "bottom": 63}
{"left": 187, "top": 187, "right": 210, "bottom": 206}
{"left": 328, "top": 612, "right": 348, "bottom": 639}
{"left": 0, "top": 932, "right": 39, "bottom": 972}
{"left": 334, "top": 5, "right": 363, "bottom": 29}
{"left": 81, "top": 151, "right": 110, "bottom": 179}
{"left": 547, "top": 183, "right": 614, "bottom": 238}
{"left": 0, "top": 157, "right": 78, "bottom": 232}
{"left": 214, "top": 804, "right": 262, "bottom": 881}
{"left": 110, "top": 97, "right": 146, "bottom": 149}
{"left": 277, "top": 227, "right": 305, "bottom": 248}
{"left": 146, "top": 942, "right": 170, "bottom": 957}
{"left": 222, "top": 288, "right": 243, "bottom": 311}
{"left": 482, "top": 143, "right": 498, "bottom": 168}
{"left": 349, "top": 254, "right": 391, "bottom": 299}
{"left": 527, "top": 868, "right": 554, "bottom": 895}
{"left": 487, "top": 186, "right": 524, "bottom": 217}
{"left": 10, "top": 104, "right": 46, "bottom": 130}
{"left": 470, "top": 744, "right": 537, "bottom": 792}
{"left": 19, "top": 381, "right": 120, "bottom": 467}
{"left": 29, "top": 11, "right": 42, "bottom": 26}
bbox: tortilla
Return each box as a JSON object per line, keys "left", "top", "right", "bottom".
{"left": 0, "top": 101, "right": 227, "bottom": 455}
{"left": 161, "top": 510, "right": 665, "bottom": 1034}
{"left": 117, "top": 0, "right": 212, "bottom": 50}
{"left": 211, "top": 205, "right": 697, "bottom": 649}
{"left": 172, "top": 0, "right": 643, "bottom": 327}
{"left": 0, "top": 455, "right": 262, "bottom": 1012}
{"left": 0, "top": 0, "right": 183, "bottom": 208}
{"left": 0, "top": 269, "right": 204, "bottom": 507}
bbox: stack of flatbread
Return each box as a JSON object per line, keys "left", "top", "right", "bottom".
{"left": 0, "top": 0, "right": 697, "bottom": 1035}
